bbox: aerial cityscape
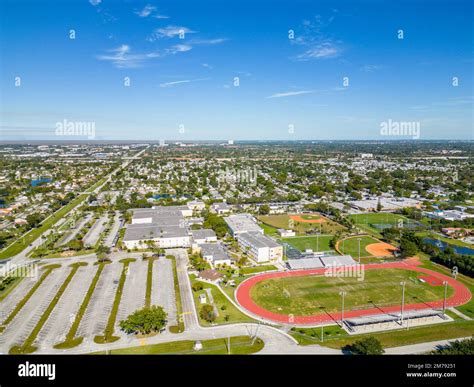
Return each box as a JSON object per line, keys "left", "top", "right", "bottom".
{"left": 0, "top": 0, "right": 472, "bottom": 384}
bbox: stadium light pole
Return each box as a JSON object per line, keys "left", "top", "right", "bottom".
{"left": 357, "top": 238, "right": 362, "bottom": 264}
{"left": 400, "top": 281, "right": 406, "bottom": 326}
{"left": 443, "top": 281, "right": 448, "bottom": 315}
{"left": 339, "top": 291, "right": 347, "bottom": 328}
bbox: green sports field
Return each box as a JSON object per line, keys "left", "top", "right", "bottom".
{"left": 250, "top": 268, "right": 453, "bottom": 316}
{"left": 281, "top": 235, "right": 334, "bottom": 253}
{"left": 258, "top": 214, "right": 345, "bottom": 235}
{"left": 337, "top": 235, "right": 380, "bottom": 258}
{"left": 348, "top": 213, "right": 413, "bottom": 236}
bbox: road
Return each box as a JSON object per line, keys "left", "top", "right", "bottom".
{"left": 3, "top": 145, "right": 149, "bottom": 267}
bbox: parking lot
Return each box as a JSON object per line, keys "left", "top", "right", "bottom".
{"left": 0, "top": 257, "right": 178, "bottom": 353}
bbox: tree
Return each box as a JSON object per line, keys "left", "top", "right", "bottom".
{"left": 431, "top": 337, "right": 474, "bottom": 355}
{"left": 95, "top": 244, "right": 110, "bottom": 260}
{"left": 200, "top": 304, "right": 216, "bottom": 323}
{"left": 119, "top": 306, "right": 167, "bottom": 335}
{"left": 376, "top": 199, "right": 383, "bottom": 212}
{"left": 26, "top": 213, "right": 44, "bottom": 228}
{"left": 344, "top": 337, "right": 384, "bottom": 355}
{"left": 259, "top": 205, "right": 270, "bottom": 215}
{"left": 400, "top": 239, "right": 418, "bottom": 257}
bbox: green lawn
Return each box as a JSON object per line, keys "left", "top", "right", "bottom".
{"left": 240, "top": 265, "right": 278, "bottom": 275}
{"left": 190, "top": 276, "right": 256, "bottom": 325}
{"left": 91, "top": 335, "right": 264, "bottom": 354}
{"left": 291, "top": 325, "right": 347, "bottom": 345}
{"left": 417, "top": 255, "right": 474, "bottom": 319}
{"left": 250, "top": 268, "right": 454, "bottom": 316}
{"left": 167, "top": 255, "right": 184, "bottom": 333}
{"left": 337, "top": 235, "right": 380, "bottom": 258}
{"left": 282, "top": 235, "right": 334, "bottom": 253}
{"left": 320, "top": 320, "right": 474, "bottom": 349}
{"left": 259, "top": 223, "right": 279, "bottom": 236}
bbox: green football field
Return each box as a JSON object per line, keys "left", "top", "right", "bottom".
{"left": 281, "top": 235, "right": 334, "bottom": 252}
{"left": 250, "top": 268, "right": 453, "bottom": 316}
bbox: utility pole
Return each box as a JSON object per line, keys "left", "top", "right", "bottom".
{"left": 339, "top": 291, "right": 347, "bottom": 328}
{"left": 400, "top": 281, "right": 406, "bottom": 326}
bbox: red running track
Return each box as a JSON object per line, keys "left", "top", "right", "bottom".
{"left": 235, "top": 261, "right": 471, "bottom": 325}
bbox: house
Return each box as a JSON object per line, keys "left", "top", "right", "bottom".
{"left": 237, "top": 232, "right": 283, "bottom": 263}
{"left": 441, "top": 228, "right": 471, "bottom": 238}
{"left": 188, "top": 200, "right": 206, "bottom": 211}
{"left": 211, "top": 202, "right": 232, "bottom": 215}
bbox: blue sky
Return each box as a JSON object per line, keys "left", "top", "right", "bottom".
{"left": 1, "top": 0, "right": 473, "bottom": 141}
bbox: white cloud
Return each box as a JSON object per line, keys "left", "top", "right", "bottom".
{"left": 166, "top": 44, "right": 192, "bottom": 54}
{"left": 160, "top": 77, "right": 210, "bottom": 88}
{"left": 148, "top": 26, "right": 196, "bottom": 41}
{"left": 202, "top": 63, "right": 213, "bottom": 70}
{"left": 135, "top": 4, "right": 169, "bottom": 19}
{"left": 97, "top": 45, "right": 160, "bottom": 68}
{"left": 291, "top": 13, "right": 342, "bottom": 61}
{"left": 97, "top": 42, "right": 193, "bottom": 68}
{"left": 89, "top": 0, "right": 101, "bottom": 6}
{"left": 360, "top": 64, "right": 382, "bottom": 72}
{"left": 296, "top": 42, "right": 340, "bottom": 60}
{"left": 266, "top": 90, "right": 314, "bottom": 99}
{"left": 189, "top": 38, "right": 227, "bottom": 45}
{"left": 136, "top": 5, "right": 155, "bottom": 17}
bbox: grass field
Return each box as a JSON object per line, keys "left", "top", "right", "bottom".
{"left": 92, "top": 335, "right": 264, "bottom": 354}
{"left": 348, "top": 213, "right": 414, "bottom": 236}
{"left": 240, "top": 265, "right": 278, "bottom": 275}
{"left": 250, "top": 268, "right": 454, "bottom": 316}
{"left": 258, "top": 214, "right": 345, "bottom": 235}
{"left": 282, "top": 235, "right": 334, "bottom": 253}
{"left": 190, "top": 276, "right": 255, "bottom": 325}
{"left": 320, "top": 320, "right": 474, "bottom": 349}
{"left": 291, "top": 320, "right": 474, "bottom": 349}
{"left": 337, "top": 235, "right": 381, "bottom": 258}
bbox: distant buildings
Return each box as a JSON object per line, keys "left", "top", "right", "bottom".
{"left": 425, "top": 210, "right": 474, "bottom": 222}
{"left": 349, "top": 197, "right": 421, "bottom": 212}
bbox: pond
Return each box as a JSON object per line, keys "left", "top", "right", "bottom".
{"left": 423, "top": 237, "right": 474, "bottom": 256}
